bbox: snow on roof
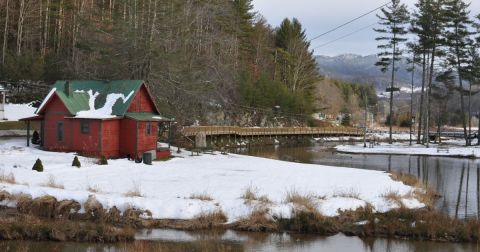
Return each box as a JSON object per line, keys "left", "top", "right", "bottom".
{"left": 75, "top": 90, "right": 134, "bottom": 119}
{"left": 35, "top": 88, "right": 57, "bottom": 114}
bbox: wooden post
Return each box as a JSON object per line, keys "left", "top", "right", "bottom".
{"left": 168, "top": 121, "right": 172, "bottom": 149}
{"left": 26, "top": 121, "right": 30, "bottom": 147}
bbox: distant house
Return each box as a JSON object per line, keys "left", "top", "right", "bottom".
{"left": 21, "top": 80, "right": 172, "bottom": 159}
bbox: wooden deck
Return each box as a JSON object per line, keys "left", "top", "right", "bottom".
{"left": 181, "top": 126, "right": 363, "bottom": 137}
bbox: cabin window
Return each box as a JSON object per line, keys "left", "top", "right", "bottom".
{"left": 80, "top": 120, "right": 90, "bottom": 134}
{"left": 57, "top": 122, "right": 64, "bottom": 142}
{"left": 146, "top": 122, "right": 152, "bottom": 135}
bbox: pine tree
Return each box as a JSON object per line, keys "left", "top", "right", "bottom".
{"left": 374, "top": 0, "right": 410, "bottom": 144}
{"left": 98, "top": 156, "right": 108, "bottom": 165}
{"left": 72, "top": 156, "right": 81, "bottom": 168}
{"left": 275, "top": 18, "right": 319, "bottom": 95}
{"left": 410, "top": 0, "right": 448, "bottom": 146}
{"left": 32, "top": 158, "right": 43, "bottom": 172}
{"left": 444, "top": 0, "right": 474, "bottom": 145}
{"left": 31, "top": 130, "right": 40, "bottom": 145}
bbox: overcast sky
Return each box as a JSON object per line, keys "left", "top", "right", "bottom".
{"left": 252, "top": 0, "right": 480, "bottom": 56}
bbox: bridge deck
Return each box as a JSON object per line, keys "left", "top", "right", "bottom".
{"left": 182, "top": 126, "right": 363, "bottom": 137}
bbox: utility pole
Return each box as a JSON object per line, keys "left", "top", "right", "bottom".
{"left": 363, "top": 91, "right": 368, "bottom": 148}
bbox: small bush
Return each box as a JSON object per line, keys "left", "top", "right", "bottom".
{"left": 31, "top": 131, "right": 40, "bottom": 145}
{"left": 32, "top": 159, "right": 44, "bottom": 172}
{"left": 241, "top": 186, "right": 271, "bottom": 205}
{"left": 41, "top": 175, "right": 64, "bottom": 189}
{"left": 285, "top": 189, "right": 317, "bottom": 212}
{"left": 98, "top": 156, "right": 108, "bottom": 165}
{"left": 189, "top": 192, "right": 213, "bottom": 201}
{"left": 72, "top": 156, "right": 81, "bottom": 168}
{"left": 0, "top": 170, "right": 16, "bottom": 184}
{"left": 124, "top": 181, "right": 143, "bottom": 198}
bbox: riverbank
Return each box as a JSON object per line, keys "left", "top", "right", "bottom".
{"left": 1, "top": 139, "right": 478, "bottom": 243}
{"left": 336, "top": 142, "right": 480, "bottom": 159}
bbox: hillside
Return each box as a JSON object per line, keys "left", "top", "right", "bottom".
{"left": 315, "top": 54, "right": 422, "bottom": 91}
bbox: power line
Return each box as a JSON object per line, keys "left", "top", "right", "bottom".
{"left": 308, "top": 1, "right": 390, "bottom": 42}
{"left": 312, "top": 22, "right": 378, "bottom": 50}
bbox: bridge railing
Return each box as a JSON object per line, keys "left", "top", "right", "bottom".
{"left": 181, "top": 126, "right": 363, "bottom": 137}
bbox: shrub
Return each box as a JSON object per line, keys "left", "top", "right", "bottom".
{"left": 41, "top": 175, "right": 64, "bottom": 189}
{"left": 72, "top": 156, "right": 81, "bottom": 168}
{"left": 31, "top": 131, "right": 40, "bottom": 145}
{"left": 32, "top": 159, "right": 43, "bottom": 172}
{"left": 98, "top": 156, "right": 108, "bottom": 165}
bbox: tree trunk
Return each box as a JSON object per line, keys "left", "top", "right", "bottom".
{"left": 417, "top": 51, "right": 427, "bottom": 144}
{"left": 426, "top": 43, "right": 437, "bottom": 148}
{"left": 16, "top": 0, "right": 25, "bottom": 56}
{"left": 410, "top": 53, "right": 416, "bottom": 146}
{"left": 389, "top": 24, "right": 397, "bottom": 145}
{"left": 455, "top": 30, "right": 468, "bottom": 146}
{"left": 2, "top": 0, "right": 9, "bottom": 65}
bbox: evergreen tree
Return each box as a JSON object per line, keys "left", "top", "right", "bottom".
{"left": 444, "top": 0, "right": 474, "bottom": 145}
{"left": 32, "top": 158, "right": 43, "bottom": 172}
{"left": 31, "top": 130, "right": 40, "bottom": 145}
{"left": 98, "top": 156, "right": 108, "bottom": 165}
{"left": 275, "top": 18, "right": 319, "bottom": 95}
{"left": 72, "top": 156, "right": 81, "bottom": 168}
{"left": 410, "top": 0, "right": 448, "bottom": 146}
{"left": 374, "top": 0, "right": 410, "bottom": 144}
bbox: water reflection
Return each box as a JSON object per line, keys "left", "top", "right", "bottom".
{"left": 1, "top": 230, "right": 478, "bottom": 252}
{"left": 234, "top": 143, "right": 480, "bottom": 219}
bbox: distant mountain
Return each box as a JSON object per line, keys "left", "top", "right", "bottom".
{"left": 315, "top": 54, "right": 421, "bottom": 91}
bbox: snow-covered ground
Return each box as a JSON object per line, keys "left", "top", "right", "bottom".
{"left": 337, "top": 142, "right": 480, "bottom": 158}
{"left": 314, "top": 132, "right": 413, "bottom": 143}
{"left": 2, "top": 103, "right": 37, "bottom": 121}
{"left": 0, "top": 139, "right": 424, "bottom": 222}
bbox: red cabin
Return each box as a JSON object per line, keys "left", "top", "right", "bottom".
{"left": 21, "top": 80, "right": 172, "bottom": 159}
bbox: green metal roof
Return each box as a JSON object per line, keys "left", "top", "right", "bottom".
{"left": 125, "top": 112, "right": 172, "bottom": 122}
{"left": 38, "top": 80, "right": 146, "bottom": 116}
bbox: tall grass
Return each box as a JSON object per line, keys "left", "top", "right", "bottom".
{"left": 41, "top": 175, "right": 64, "bottom": 189}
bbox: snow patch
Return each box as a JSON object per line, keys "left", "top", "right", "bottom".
{"left": 36, "top": 88, "right": 57, "bottom": 114}
{"left": 0, "top": 139, "right": 425, "bottom": 221}
{"left": 75, "top": 89, "right": 134, "bottom": 119}
{"left": 2, "top": 103, "right": 37, "bottom": 121}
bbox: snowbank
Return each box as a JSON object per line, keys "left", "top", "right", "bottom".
{"left": 0, "top": 139, "right": 424, "bottom": 221}
{"left": 336, "top": 142, "right": 480, "bottom": 158}
{"left": 2, "top": 103, "right": 37, "bottom": 121}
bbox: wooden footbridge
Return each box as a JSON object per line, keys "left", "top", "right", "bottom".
{"left": 181, "top": 126, "right": 363, "bottom": 138}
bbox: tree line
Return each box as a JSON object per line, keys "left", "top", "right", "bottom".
{"left": 375, "top": 0, "right": 480, "bottom": 145}
{"left": 0, "top": 0, "right": 319, "bottom": 125}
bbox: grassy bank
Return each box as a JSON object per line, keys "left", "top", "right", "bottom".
{"left": 0, "top": 171, "right": 477, "bottom": 243}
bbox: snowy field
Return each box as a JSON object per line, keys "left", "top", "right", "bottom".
{"left": 337, "top": 142, "right": 480, "bottom": 158}
{"left": 0, "top": 139, "right": 424, "bottom": 222}
{"left": 2, "top": 103, "right": 37, "bottom": 121}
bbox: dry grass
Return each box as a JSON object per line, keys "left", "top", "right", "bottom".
{"left": 389, "top": 172, "right": 418, "bottom": 186}
{"left": 241, "top": 186, "right": 271, "bottom": 205}
{"left": 187, "top": 210, "right": 228, "bottom": 230}
{"left": 189, "top": 192, "right": 214, "bottom": 201}
{"left": 231, "top": 209, "right": 278, "bottom": 232}
{"left": 41, "top": 175, "right": 64, "bottom": 189}
{"left": 87, "top": 184, "right": 101, "bottom": 193}
{"left": 124, "top": 181, "right": 143, "bottom": 198}
{"left": 333, "top": 188, "right": 361, "bottom": 200}
{"left": 0, "top": 170, "right": 16, "bottom": 184}
{"left": 381, "top": 190, "right": 405, "bottom": 208}
{"left": 389, "top": 171, "right": 440, "bottom": 209}
{"left": 285, "top": 189, "right": 318, "bottom": 212}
